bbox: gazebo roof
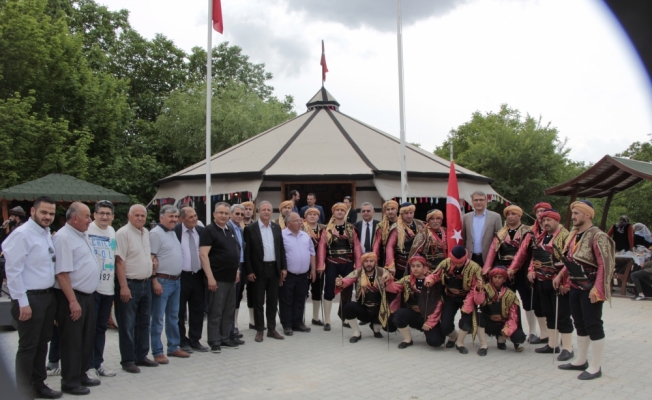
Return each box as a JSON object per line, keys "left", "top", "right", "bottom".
{"left": 0, "top": 174, "right": 131, "bottom": 203}
{"left": 545, "top": 155, "right": 652, "bottom": 198}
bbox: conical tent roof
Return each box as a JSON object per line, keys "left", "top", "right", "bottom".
{"left": 153, "top": 88, "right": 500, "bottom": 202}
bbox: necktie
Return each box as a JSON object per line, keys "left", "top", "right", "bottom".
{"left": 188, "top": 229, "right": 201, "bottom": 273}
{"left": 364, "top": 222, "right": 371, "bottom": 253}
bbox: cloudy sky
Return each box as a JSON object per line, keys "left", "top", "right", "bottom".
{"left": 101, "top": 0, "right": 652, "bottom": 163}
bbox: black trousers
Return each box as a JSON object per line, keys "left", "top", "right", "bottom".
{"left": 178, "top": 271, "right": 205, "bottom": 347}
{"left": 471, "top": 253, "right": 484, "bottom": 265}
{"left": 55, "top": 290, "right": 96, "bottom": 390}
{"left": 279, "top": 272, "right": 310, "bottom": 328}
{"left": 440, "top": 294, "right": 473, "bottom": 335}
{"left": 507, "top": 267, "right": 534, "bottom": 312}
{"left": 235, "top": 263, "right": 255, "bottom": 309}
{"left": 569, "top": 287, "right": 604, "bottom": 340}
{"left": 342, "top": 301, "right": 380, "bottom": 326}
{"left": 310, "top": 270, "right": 325, "bottom": 301}
{"left": 536, "top": 279, "right": 573, "bottom": 333}
{"left": 324, "top": 261, "right": 353, "bottom": 320}
{"left": 391, "top": 307, "right": 446, "bottom": 347}
{"left": 478, "top": 313, "right": 526, "bottom": 344}
{"left": 254, "top": 263, "right": 280, "bottom": 331}
{"left": 11, "top": 291, "right": 57, "bottom": 395}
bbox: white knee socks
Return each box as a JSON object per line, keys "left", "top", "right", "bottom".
{"left": 323, "top": 300, "right": 333, "bottom": 324}
{"left": 561, "top": 333, "right": 573, "bottom": 352}
{"left": 312, "top": 301, "right": 321, "bottom": 321}
{"left": 398, "top": 327, "right": 412, "bottom": 343}
{"left": 586, "top": 339, "right": 605, "bottom": 374}
{"left": 573, "top": 335, "right": 590, "bottom": 366}
{"left": 478, "top": 327, "right": 488, "bottom": 349}
{"left": 537, "top": 317, "right": 549, "bottom": 339}
{"left": 456, "top": 330, "right": 468, "bottom": 347}
{"left": 525, "top": 310, "right": 536, "bottom": 336}
{"left": 349, "top": 319, "right": 361, "bottom": 337}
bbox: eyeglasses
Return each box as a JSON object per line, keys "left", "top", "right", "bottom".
{"left": 48, "top": 247, "right": 56, "bottom": 263}
{"left": 233, "top": 212, "right": 243, "bottom": 216}
{"left": 96, "top": 212, "right": 113, "bottom": 217}
{"left": 361, "top": 210, "right": 372, "bottom": 213}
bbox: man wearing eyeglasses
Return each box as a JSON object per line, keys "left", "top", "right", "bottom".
{"left": 3, "top": 196, "right": 62, "bottom": 399}
{"left": 227, "top": 204, "right": 246, "bottom": 343}
{"left": 86, "top": 200, "right": 118, "bottom": 378}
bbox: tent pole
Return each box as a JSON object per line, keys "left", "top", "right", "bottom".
{"left": 396, "top": 0, "right": 408, "bottom": 203}
{"left": 600, "top": 190, "right": 615, "bottom": 231}
{"left": 205, "top": 0, "right": 213, "bottom": 225}
{"left": 565, "top": 186, "right": 579, "bottom": 228}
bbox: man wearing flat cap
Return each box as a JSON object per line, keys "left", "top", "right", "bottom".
{"left": 555, "top": 200, "right": 615, "bottom": 380}
{"left": 410, "top": 209, "right": 447, "bottom": 270}
{"left": 385, "top": 202, "right": 426, "bottom": 280}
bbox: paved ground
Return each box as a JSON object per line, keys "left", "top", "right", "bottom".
{"left": 0, "top": 295, "right": 651, "bottom": 400}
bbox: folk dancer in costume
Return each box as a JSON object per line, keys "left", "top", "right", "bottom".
{"left": 409, "top": 209, "right": 447, "bottom": 270}
{"left": 483, "top": 205, "right": 539, "bottom": 343}
{"left": 386, "top": 256, "right": 445, "bottom": 349}
{"left": 275, "top": 200, "right": 293, "bottom": 229}
{"left": 510, "top": 201, "right": 554, "bottom": 344}
{"left": 302, "top": 208, "right": 327, "bottom": 327}
{"left": 371, "top": 200, "right": 399, "bottom": 267}
{"left": 317, "top": 203, "right": 362, "bottom": 331}
{"left": 514, "top": 209, "right": 574, "bottom": 361}
{"left": 474, "top": 266, "right": 526, "bottom": 356}
{"left": 385, "top": 202, "right": 425, "bottom": 280}
{"left": 555, "top": 200, "right": 615, "bottom": 380}
{"left": 424, "top": 246, "right": 483, "bottom": 354}
{"left": 334, "top": 253, "right": 389, "bottom": 343}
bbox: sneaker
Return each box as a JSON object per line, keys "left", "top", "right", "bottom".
{"left": 635, "top": 295, "right": 646, "bottom": 301}
{"left": 97, "top": 364, "right": 117, "bottom": 377}
{"left": 46, "top": 367, "right": 61, "bottom": 376}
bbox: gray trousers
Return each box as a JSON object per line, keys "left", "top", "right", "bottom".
{"left": 631, "top": 269, "right": 652, "bottom": 295}
{"left": 207, "top": 281, "right": 236, "bottom": 346}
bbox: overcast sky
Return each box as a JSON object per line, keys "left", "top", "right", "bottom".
{"left": 100, "top": 0, "right": 652, "bottom": 164}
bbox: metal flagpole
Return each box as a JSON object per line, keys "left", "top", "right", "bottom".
{"left": 396, "top": 0, "right": 408, "bottom": 203}
{"left": 205, "top": 0, "right": 213, "bottom": 225}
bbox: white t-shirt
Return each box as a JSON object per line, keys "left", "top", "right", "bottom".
{"left": 87, "top": 221, "right": 116, "bottom": 296}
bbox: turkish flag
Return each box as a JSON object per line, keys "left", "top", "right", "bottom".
{"left": 213, "top": 0, "right": 223, "bottom": 34}
{"left": 446, "top": 160, "right": 464, "bottom": 251}
{"left": 320, "top": 40, "right": 328, "bottom": 82}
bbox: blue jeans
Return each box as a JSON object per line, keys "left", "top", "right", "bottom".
{"left": 150, "top": 278, "right": 181, "bottom": 356}
{"left": 92, "top": 292, "right": 114, "bottom": 369}
{"left": 115, "top": 279, "right": 151, "bottom": 366}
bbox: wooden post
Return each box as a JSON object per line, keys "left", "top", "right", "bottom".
{"left": 564, "top": 186, "right": 579, "bottom": 228}
{"left": 600, "top": 190, "right": 615, "bottom": 231}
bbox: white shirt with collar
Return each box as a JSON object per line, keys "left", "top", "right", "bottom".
{"left": 360, "top": 220, "right": 374, "bottom": 253}
{"left": 258, "top": 219, "right": 276, "bottom": 262}
{"left": 2, "top": 218, "right": 56, "bottom": 307}
{"left": 180, "top": 224, "right": 200, "bottom": 272}
{"left": 53, "top": 223, "right": 101, "bottom": 295}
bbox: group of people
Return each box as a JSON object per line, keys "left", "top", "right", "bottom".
{"left": 1, "top": 190, "right": 616, "bottom": 398}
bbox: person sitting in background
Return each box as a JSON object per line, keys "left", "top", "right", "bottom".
{"left": 630, "top": 259, "right": 652, "bottom": 301}
{"left": 633, "top": 223, "right": 652, "bottom": 248}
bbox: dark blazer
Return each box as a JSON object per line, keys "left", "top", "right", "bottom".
{"left": 346, "top": 208, "right": 358, "bottom": 224}
{"left": 299, "top": 205, "right": 325, "bottom": 224}
{"left": 355, "top": 219, "right": 379, "bottom": 253}
{"left": 174, "top": 223, "right": 204, "bottom": 242}
{"left": 244, "top": 220, "right": 287, "bottom": 277}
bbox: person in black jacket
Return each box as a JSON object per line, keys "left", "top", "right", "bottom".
{"left": 344, "top": 196, "right": 357, "bottom": 224}
{"left": 175, "top": 207, "right": 209, "bottom": 353}
{"left": 354, "top": 202, "right": 379, "bottom": 254}
{"left": 244, "top": 201, "right": 287, "bottom": 343}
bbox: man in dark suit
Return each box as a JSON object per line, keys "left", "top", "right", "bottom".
{"left": 462, "top": 191, "right": 502, "bottom": 265}
{"left": 244, "top": 201, "right": 287, "bottom": 343}
{"left": 299, "top": 193, "right": 325, "bottom": 224}
{"left": 175, "top": 207, "right": 209, "bottom": 353}
{"left": 344, "top": 196, "right": 357, "bottom": 224}
{"left": 354, "top": 202, "right": 379, "bottom": 254}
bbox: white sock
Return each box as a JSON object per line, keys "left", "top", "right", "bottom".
{"left": 478, "top": 327, "right": 488, "bottom": 349}
{"left": 312, "top": 301, "right": 321, "bottom": 321}
{"left": 349, "top": 319, "right": 361, "bottom": 337}
{"left": 537, "top": 317, "right": 549, "bottom": 339}
{"left": 398, "top": 327, "right": 412, "bottom": 343}
{"left": 456, "top": 330, "right": 468, "bottom": 347}
{"left": 248, "top": 308, "right": 254, "bottom": 323}
{"left": 234, "top": 309, "right": 239, "bottom": 329}
{"left": 497, "top": 335, "right": 506, "bottom": 344}
{"left": 448, "top": 329, "right": 458, "bottom": 343}
{"left": 525, "top": 310, "right": 536, "bottom": 336}
{"left": 561, "top": 333, "right": 573, "bottom": 352}
{"left": 550, "top": 329, "right": 559, "bottom": 348}
{"left": 586, "top": 338, "right": 605, "bottom": 374}
{"left": 323, "top": 300, "right": 333, "bottom": 324}
{"left": 572, "top": 335, "right": 590, "bottom": 366}
{"left": 371, "top": 324, "right": 380, "bottom": 333}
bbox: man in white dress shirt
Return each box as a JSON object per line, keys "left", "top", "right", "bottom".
{"left": 53, "top": 202, "right": 101, "bottom": 395}
{"left": 3, "top": 196, "right": 62, "bottom": 399}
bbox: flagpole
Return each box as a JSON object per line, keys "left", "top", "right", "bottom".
{"left": 396, "top": 0, "right": 408, "bottom": 203}
{"left": 205, "top": 0, "right": 213, "bottom": 225}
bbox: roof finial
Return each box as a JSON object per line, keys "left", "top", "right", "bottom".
{"left": 320, "top": 40, "right": 328, "bottom": 87}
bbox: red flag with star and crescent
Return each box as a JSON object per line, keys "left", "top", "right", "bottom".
{"left": 320, "top": 40, "right": 328, "bottom": 82}
{"left": 446, "top": 160, "right": 464, "bottom": 251}
{"left": 213, "top": 0, "right": 223, "bottom": 33}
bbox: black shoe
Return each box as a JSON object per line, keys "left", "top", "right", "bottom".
{"left": 359, "top": 321, "right": 369, "bottom": 325}
{"left": 349, "top": 335, "right": 362, "bottom": 343}
{"left": 343, "top": 322, "right": 351, "bottom": 329}
{"left": 249, "top": 323, "right": 256, "bottom": 330}
{"left": 229, "top": 337, "right": 245, "bottom": 345}
{"left": 477, "top": 347, "right": 488, "bottom": 356}
{"left": 529, "top": 336, "right": 549, "bottom": 345}
{"left": 80, "top": 376, "right": 101, "bottom": 387}
{"left": 456, "top": 345, "right": 468, "bottom": 354}
{"left": 221, "top": 340, "right": 239, "bottom": 349}
{"left": 557, "top": 350, "right": 574, "bottom": 361}
{"left": 514, "top": 343, "right": 524, "bottom": 352}
{"left": 234, "top": 333, "right": 244, "bottom": 339}
{"left": 233, "top": 327, "right": 240, "bottom": 336}
{"left": 135, "top": 357, "right": 158, "bottom": 367}
{"left": 121, "top": 364, "right": 140, "bottom": 374}
{"left": 293, "top": 323, "right": 311, "bottom": 332}
{"left": 61, "top": 386, "right": 90, "bottom": 396}
{"left": 373, "top": 331, "right": 383, "bottom": 338}
{"left": 32, "top": 384, "right": 63, "bottom": 399}
{"left": 535, "top": 344, "right": 560, "bottom": 354}
{"left": 559, "top": 362, "right": 588, "bottom": 371}
{"left": 324, "top": 323, "right": 331, "bottom": 331}
{"left": 180, "top": 344, "right": 194, "bottom": 353}
{"left": 311, "top": 319, "right": 324, "bottom": 326}
{"left": 211, "top": 345, "right": 221, "bottom": 353}
{"left": 497, "top": 342, "right": 507, "bottom": 350}
{"left": 398, "top": 341, "right": 413, "bottom": 349}
{"left": 191, "top": 343, "right": 210, "bottom": 353}
{"left": 445, "top": 340, "right": 455, "bottom": 348}
{"left": 578, "top": 368, "right": 601, "bottom": 380}
{"left": 283, "top": 328, "right": 294, "bottom": 336}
